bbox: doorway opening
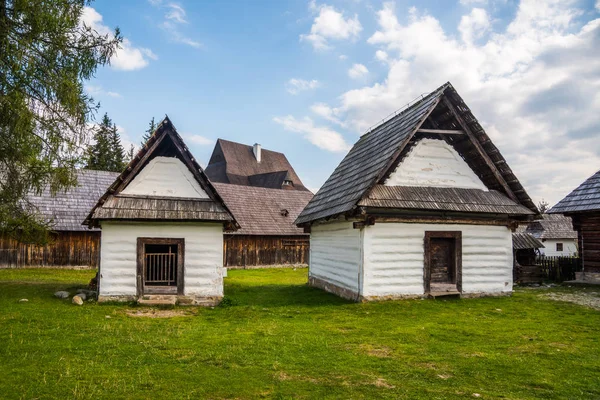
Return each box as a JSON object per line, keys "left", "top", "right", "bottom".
{"left": 424, "top": 231, "right": 462, "bottom": 295}
{"left": 137, "top": 238, "right": 184, "bottom": 295}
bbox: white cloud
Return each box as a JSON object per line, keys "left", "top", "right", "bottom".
{"left": 85, "top": 84, "right": 122, "bottom": 99}
{"left": 300, "top": 2, "right": 362, "bottom": 50}
{"left": 286, "top": 78, "right": 321, "bottom": 95}
{"left": 273, "top": 115, "right": 350, "bottom": 153}
{"left": 184, "top": 134, "right": 213, "bottom": 146}
{"left": 151, "top": 2, "right": 203, "bottom": 48}
{"left": 301, "top": 0, "right": 600, "bottom": 205}
{"left": 375, "top": 50, "right": 389, "bottom": 63}
{"left": 310, "top": 102, "right": 345, "bottom": 127}
{"left": 458, "top": 8, "right": 490, "bottom": 44}
{"left": 459, "top": 0, "right": 487, "bottom": 5}
{"left": 339, "top": 54, "right": 348, "bottom": 60}
{"left": 81, "top": 7, "right": 156, "bottom": 71}
{"left": 348, "top": 63, "right": 369, "bottom": 79}
{"left": 597, "top": 0, "right": 600, "bottom": 11}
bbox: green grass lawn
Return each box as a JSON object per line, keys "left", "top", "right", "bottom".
{"left": 1, "top": 268, "right": 599, "bottom": 399}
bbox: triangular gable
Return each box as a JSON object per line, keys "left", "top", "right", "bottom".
{"left": 83, "top": 117, "right": 237, "bottom": 228}
{"left": 296, "top": 82, "right": 538, "bottom": 225}
{"left": 384, "top": 138, "right": 488, "bottom": 190}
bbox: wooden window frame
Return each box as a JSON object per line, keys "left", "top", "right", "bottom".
{"left": 556, "top": 242, "right": 563, "bottom": 252}
{"left": 136, "top": 238, "right": 185, "bottom": 296}
{"left": 423, "top": 231, "right": 462, "bottom": 294}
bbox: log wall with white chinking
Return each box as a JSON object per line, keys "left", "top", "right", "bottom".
{"left": 362, "top": 223, "right": 513, "bottom": 298}
{"left": 99, "top": 222, "right": 224, "bottom": 299}
{"left": 309, "top": 221, "right": 361, "bottom": 297}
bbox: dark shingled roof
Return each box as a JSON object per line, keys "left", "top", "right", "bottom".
{"left": 85, "top": 117, "right": 236, "bottom": 228}
{"left": 296, "top": 82, "right": 537, "bottom": 225}
{"left": 549, "top": 169, "right": 600, "bottom": 214}
{"left": 513, "top": 232, "right": 544, "bottom": 250}
{"left": 27, "top": 169, "right": 119, "bottom": 231}
{"left": 205, "top": 139, "right": 309, "bottom": 191}
{"left": 524, "top": 214, "right": 577, "bottom": 240}
{"left": 213, "top": 183, "right": 313, "bottom": 235}
{"left": 359, "top": 186, "right": 534, "bottom": 215}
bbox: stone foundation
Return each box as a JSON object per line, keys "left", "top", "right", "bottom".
{"left": 575, "top": 272, "right": 600, "bottom": 283}
{"left": 308, "top": 276, "right": 360, "bottom": 301}
{"left": 98, "top": 295, "right": 223, "bottom": 306}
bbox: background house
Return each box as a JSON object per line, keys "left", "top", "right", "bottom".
{"left": 550, "top": 169, "right": 600, "bottom": 277}
{"left": 206, "top": 139, "right": 313, "bottom": 267}
{"left": 521, "top": 214, "right": 577, "bottom": 256}
{"left": 0, "top": 170, "right": 118, "bottom": 268}
{"left": 296, "top": 82, "right": 538, "bottom": 301}
{"left": 85, "top": 117, "right": 237, "bottom": 305}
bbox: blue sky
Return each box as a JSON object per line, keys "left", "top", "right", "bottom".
{"left": 84, "top": 0, "right": 600, "bottom": 205}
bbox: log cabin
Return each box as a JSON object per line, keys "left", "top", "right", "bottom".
{"left": 0, "top": 170, "right": 118, "bottom": 269}
{"left": 549, "top": 169, "right": 600, "bottom": 280}
{"left": 205, "top": 139, "right": 313, "bottom": 267}
{"left": 84, "top": 117, "right": 238, "bottom": 305}
{"left": 296, "top": 82, "right": 539, "bottom": 301}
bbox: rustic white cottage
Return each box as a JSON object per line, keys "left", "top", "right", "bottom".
{"left": 84, "top": 117, "right": 237, "bottom": 305}
{"left": 296, "top": 82, "right": 539, "bottom": 300}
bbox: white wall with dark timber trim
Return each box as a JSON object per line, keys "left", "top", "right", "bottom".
{"left": 539, "top": 238, "right": 578, "bottom": 256}
{"left": 99, "top": 222, "right": 224, "bottom": 297}
{"left": 384, "top": 138, "right": 488, "bottom": 190}
{"left": 309, "top": 221, "right": 361, "bottom": 293}
{"left": 362, "top": 223, "right": 513, "bottom": 297}
{"left": 121, "top": 156, "right": 210, "bottom": 198}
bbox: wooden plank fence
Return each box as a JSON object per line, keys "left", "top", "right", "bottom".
{"left": 536, "top": 255, "right": 581, "bottom": 282}
{"left": 224, "top": 235, "right": 309, "bottom": 268}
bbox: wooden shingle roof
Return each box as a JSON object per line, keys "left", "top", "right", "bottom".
{"left": 524, "top": 214, "right": 577, "bottom": 240}
{"left": 212, "top": 183, "right": 313, "bottom": 235}
{"left": 84, "top": 117, "right": 237, "bottom": 229}
{"left": 512, "top": 232, "right": 544, "bottom": 250}
{"left": 28, "top": 169, "right": 119, "bottom": 231}
{"left": 549, "top": 169, "right": 600, "bottom": 214}
{"left": 205, "top": 139, "right": 309, "bottom": 191}
{"left": 296, "top": 82, "right": 538, "bottom": 225}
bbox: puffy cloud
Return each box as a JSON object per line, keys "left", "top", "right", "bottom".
{"left": 272, "top": 115, "right": 351, "bottom": 153}
{"left": 286, "top": 78, "right": 321, "bottom": 95}
{"left": 348, "top": 63, "right": 368, "bottom": 79}
{"left": 375, "top": 50, "right": 389, "bottom": 63}
{"left": 310, "top": 103, "right": 345, "bottom": 127}
{"left": 300, "top": 2, "right": 362, "bottom": 50}
{"left": 303, "top": 0, "right": 600, "bottom": 204}
{"left": 81, "top": 7, "right": 157, "bottom": 71}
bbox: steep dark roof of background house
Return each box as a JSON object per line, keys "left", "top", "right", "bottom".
{"left": 296, "top": 82, "right": 538, "bottom": 225}
{"left": 523, "top": 214, "right": 577, "bottom": 240}
{"left": 84, "top": 117, "right": 236, "bottom": 228}
{"left": 512, "top": 232, "right": 544, "bottom": 250}
{"left": 205, "top": 139, "right": 309, "bottom": 191}
{"left": 28, "top": 169, "right": 119, "bottom": 231}
{"left": 549, "top": 169, "right": 600, "bottom": 214}
{"left": 213, "top": 183, "right": 313, "bottom": 235}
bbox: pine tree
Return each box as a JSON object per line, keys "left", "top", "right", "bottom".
{"left": 109, "top": 123, "right": 126, "bottom": 172}
{"left": 126, "top": 144, "right": 135, "bottom": 163}
{"left": 141, "top": 117, "right": 156, "bottom": 147}
{"left": 85, "top": 113, "right": 114, "bottom": 171}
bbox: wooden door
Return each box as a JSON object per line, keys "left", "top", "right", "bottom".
{"left": 430, "top": 238, "right": 455, "bottom": 284}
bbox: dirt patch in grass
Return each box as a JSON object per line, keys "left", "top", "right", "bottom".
{"left": 372, "top": 378, "right": 395, "bottom": 389}
{"left": 541, "top": 292, "right": 600, "bottom": 310}
{"left": 125, "top": 309, "right": 194, "bottom": 318}
{"left": 358, "top": 343, "right": 393, "bottom": 358}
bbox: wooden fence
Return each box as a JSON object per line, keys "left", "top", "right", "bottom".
{"left": 224, "top": 235, "right": 309, "bottom": 268}
{"left": 0, "top": 231, "right": 100, "bottom": 269}
{"left": 536, "top": 255, "right": 581, "bottom": 282}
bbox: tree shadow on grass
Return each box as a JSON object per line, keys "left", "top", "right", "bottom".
{"left": 224, "top": 282, "right": 352, "bottom": 308}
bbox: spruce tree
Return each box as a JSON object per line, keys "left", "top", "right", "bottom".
{"left": 109, "top": 123, "right": 126, "bottom": 172}
{"left": 86, "top": 113, "right": 114, "bottom": 171}
{"left": 141, "top": 117, "right": 156, "bottom": 147}
{"left": 126, "top": 144, "right": 135, "bottom": 163}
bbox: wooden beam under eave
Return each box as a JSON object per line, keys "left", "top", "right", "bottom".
{"left": 416, "top": 128, "right": 464, "bottom": 135}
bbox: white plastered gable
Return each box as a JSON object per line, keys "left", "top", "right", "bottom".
{"left": 121, "top": 156, "right": 210, "bottom": 198}
{"left": 384, "top": 138, "right": 488, "bottom": 190}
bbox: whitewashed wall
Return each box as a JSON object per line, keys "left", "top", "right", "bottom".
{"left": 362, "top": 223, "right": 513, "bottom": 297}
{"left": 385, "top": 139, "right": 488, "bottom": 190}
{"left": 310, "top": 221, "right": 361, "bottom": 293}
{"left": 539, "top": 239, "right": 578, "bottom": 256}
{"left": 121, "top": 156, "right": 209, "bottom": 198}
{"left": 99, "top": 222, "right": 224, "bottom": 297}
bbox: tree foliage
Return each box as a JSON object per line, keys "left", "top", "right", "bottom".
{"left": 538, "top": 199, "right": 550, "bottom": 214}
{"left": 85, "top": 113, "right": 125, "bottom": 172}
{"left": 0, "top": 0, "right": 120, "bottom": 243}
{"left": 141, "top": 116, "right": 155, "bottom": 147}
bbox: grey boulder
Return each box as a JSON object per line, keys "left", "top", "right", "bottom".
{"left": 54, "top": 291, "right": 70, "bottom": 299}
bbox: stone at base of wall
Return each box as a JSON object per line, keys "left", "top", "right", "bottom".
{"left": 308, "top": 276, "right": 360, "bottom": 301}
{"left": 98, "top": 295, "right": 223, "bottom": 306}
{"left": 576, "top": 272, "right": 600, "bottom": 283}
{"left": 309, "top": 275, "right": 512, "bottom": 302}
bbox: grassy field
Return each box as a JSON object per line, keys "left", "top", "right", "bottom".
{"left": 1, "top": 268, "right": 599, "bottom": 399}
